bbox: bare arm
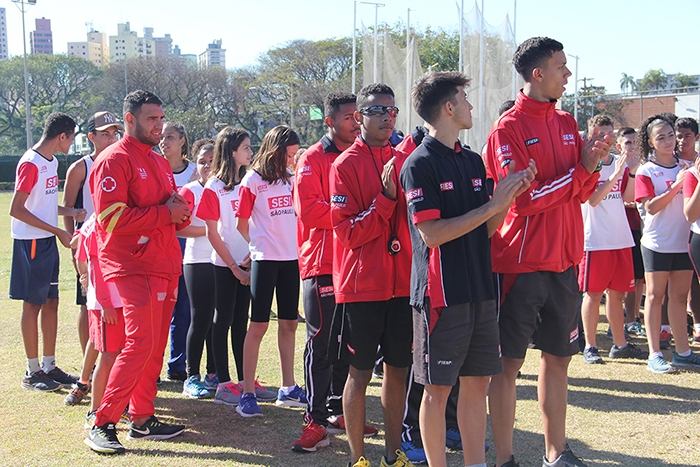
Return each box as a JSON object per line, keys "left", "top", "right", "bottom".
{"left": 62, "top": 160, "right": 86, "bottom": 234}
{"left": 176, "top": 225, "right": 206, "bottom": 238}
{"left": 10, "top": 190, "right": 72, "bottom": 247}
{"left": 587, "top": 155, "right": 627, "bottom": 207}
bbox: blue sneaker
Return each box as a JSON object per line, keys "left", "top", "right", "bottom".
{"left": 672, "top": 351, "right": 700, "bottom": 369}
{"left": 182, "top": 375, "right": 211, "bottom": 399}
{"left": 236, "top": 392, "right": 263, "bottom": 417}
{"left": 203, "top": 374, "right": 219, "bottom": 391}
{"left": 647, "top": 355, "right": 675, "bottom": 374}
{"left": 445, "top": 427, "right": 462, "bottom": 451}
{"left": 275, "top": 384, "right": 308, "bottom": 407}
{"left": 400, "top": 440, "right": 426, "bottom": 464}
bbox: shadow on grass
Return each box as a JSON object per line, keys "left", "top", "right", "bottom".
{"left": 513, "top": 372, "right": 700, "bottom": 415}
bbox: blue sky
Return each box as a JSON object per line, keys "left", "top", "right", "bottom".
{"left": 4, "top": 0, "right": 699, "bottom": 94}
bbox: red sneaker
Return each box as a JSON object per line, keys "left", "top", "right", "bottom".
{"left": 291, "top": 422, "right": 330, "bottom": 452}
{"left": 327, "top": 415, "right": 378, "bottom": 437}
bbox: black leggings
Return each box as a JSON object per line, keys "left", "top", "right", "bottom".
{"left": 250, "top": 260, "right": 300, "bottom": 322}
{"left": 212, "top": 265, "right": 251, "bottom": 383}
{"left": 183, "top": 263, "right": 216, "bottom": 377}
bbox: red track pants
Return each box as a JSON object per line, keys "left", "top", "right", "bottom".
{"left": 94, "top": 275, "right": 178, "bottom": 425}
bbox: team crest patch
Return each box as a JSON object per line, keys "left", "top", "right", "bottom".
{"left": 138, "top": 167, "right": 148, "bottom": 179}
{"left": 319, "top": 285, "right": 334, "bottom": 297}
{"left": 525, "top": 137, "right": 539, "bottom": 146}
{"left": 472, "top": 178, "right": 483, "bottom": 191}
{"left": 440, "top": 182, "right": 454, "bottom": 191}
{"left": 569, "top": 327, "right": 579, "bottom": 343}
{"left": 257, "top": 184, "right": 268, "bottom": 193}
{"left": 405, "top": 188, "right": 423, "bottom": 200}
{"left": 331, "top": 195, "right": 347, "bottom": 205}
{"left": 101, "top": 176, "right": 117, "bottom": 192}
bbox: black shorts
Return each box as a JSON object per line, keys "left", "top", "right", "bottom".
{"left": 497, "top": 267, "right": 580, "bottom": 359}
{"left": 641, "top": 246, "right": 693, "bottom": 272}
{"left": 337, "top": 298, "right": 413, "bottom": 371}
{"left": 631, "top": 230, "right": 644, "bottom": 280}
{"left": 413, "top": 299, "right": 501, "bottom": 386}
{"left": 250, "top": 260, "right": 299, "bottom": 322}
{"left": 10, "top": 238, "right": 59, "bottom": 305}
{"left": 76, "top": 274, "right": 87, "bottom": 306}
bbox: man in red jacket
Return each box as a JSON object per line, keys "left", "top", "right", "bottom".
{"left": 292, "top": 91, "right": 378, "bottom": 453}
{"left": 84, "top": 90, "right": 191, "bottom": 455}
{"left": 485, "top": 37, "right": 611, "bottom": 467}
{"left": 330, "top": 83, "right": 413, "bottom": 467}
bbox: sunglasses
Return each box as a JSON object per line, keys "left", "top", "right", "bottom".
{"left": 359, "top": 105, "right": 400, "bottom": 118}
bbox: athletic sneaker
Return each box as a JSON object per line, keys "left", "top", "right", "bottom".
{"left": 348, "top": 456, "right": 371, "bottom": 467}
{"left": 203, "top": 374, "right": 219, "bottom": 390}
{"left": 608, "top": 343, "right": 648, "bottom": 360}
{"left": 276, "top": 384, "right": 308, "bottom": 407}
{"left": 327, "top": 414, "right": 378, "bottom": 437}
{"left": 214, "top": 381, "right": 243, "bottom": 406}
{"left": 126, "top": 415, "right": 185, "bottom": 440}
{"left": 692, "top": 329, "right": 700, "bottom": 345}
{"left": 236, "top": 392, "right": 263, "bottom": 417}
{"left": 659, "top": 329, "right": 672, "bottom": 350}
{"left": 542, "top": 444, "right": 587, "bottom": 466}
{"left": 45, "top": 366, "right": 79, "bottom": 387}
{"left": 400, "top": 440, "right": 426, "bottom": 464}
{"left": 672, "top": 351, "right": 700, "bottom": 368}
{"left": 120, "top": 407, "right": 131, "bottom": 424}
{"left": 625, "top": 321, "right": 647, "bottom": 337}
{"left": 84, "top": 410, "right": 96, "bottom": 429}
{"left": 647, "top": 355, "right": 675, "bottom": 374}
{"left": 84, "top": 423, "right": 125, "bottom": 454}
{"left": 166, "top": 370, "right": 187, "bottom": 382}
{"left": 445, "top": 427, "right": 462, "bottom": 451}
{"left": 65, "top": 381, "right": 90, "bottom": 405}
{"left": 499, "top": 455, "right": 520, "bottom": 467}
{"left": 21, "top": 370, "right": 60, "bottom": 391}
{"left": 254, "top": 379, "right": 277, "bottom": 402}
{"left": 582, "top": 347, "right": 604, "bottom": 364}
{"left": 380, "top": 449, "right": 415, "bottom": 467}
{"left": 182, "top": 375, "right": 211, "bottom": 399}
{"left": 291, "top": 422, "right": 330, "bottom": 452}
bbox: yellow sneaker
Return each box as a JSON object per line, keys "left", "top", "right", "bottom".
{"left": 380, "top": 449, "right": 415, "bottom": 467}
{"left": 348, "top": 456, "right": 371, "bottom": 467}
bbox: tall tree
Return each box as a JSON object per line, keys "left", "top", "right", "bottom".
{"left": 620, "top": 72, "right": 638, "bottom": 94}
{"left": 641, "top": 69, "right": 667, "bottom": 92}
{"left": 673, "top": 73, "right": 698, "bottom": 91}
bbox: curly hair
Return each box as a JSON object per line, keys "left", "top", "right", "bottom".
{"left": 636, "top": 114, "right": 675, "bottom": 161}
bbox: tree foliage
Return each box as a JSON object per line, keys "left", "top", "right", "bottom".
{"left": 641, "top": 69, "right": 667, "bottom": 92}
{"left": 561, "top": 85, "right": 628, "bottom": 132}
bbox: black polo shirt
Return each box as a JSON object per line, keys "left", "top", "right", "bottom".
{"left": 399, "top": 135, "right": 494, "bottom": 310}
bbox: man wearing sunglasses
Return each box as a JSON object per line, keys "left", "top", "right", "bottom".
{"left": 330, "top": 83, "right": 414, "bottom": 467}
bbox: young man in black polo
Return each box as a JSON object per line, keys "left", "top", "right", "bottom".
{"left": 399, "top": 72, "right": 534, "bottom": 467}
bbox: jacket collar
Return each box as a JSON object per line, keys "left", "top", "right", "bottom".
{"left": 515, "top": 90, "right": 557, "bottom": 119}
{"left": 357, "top": 136, "right": 394, "bottom": 158}
{"left": 320, "top": 134, "right": 342, "bottom": 154}
{"left": 122, "top": 133, "right": 156, "bottom": 155}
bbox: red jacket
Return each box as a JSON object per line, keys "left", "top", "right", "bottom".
{"left": 330, "top": 138, "right": 411, "bottom": 303}
{"left": 485, "top": 91, "right": 599, "bottom": 274}
{"left": 294, "top": 136, "right": 341, "bottom": 280}
{"left": 89, "top": 134, "right": 186, "bottom": 281}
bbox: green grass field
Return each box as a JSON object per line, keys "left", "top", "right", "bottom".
{"left": 1, "top": 191, "right": 699, "bottom": 466}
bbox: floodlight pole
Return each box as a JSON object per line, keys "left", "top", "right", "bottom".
{"left": 567, "top": 54, "right": 579, "bottom": 123}
{"left": 12, "top": 0, "right": 36, "bottom": 149}
{"left": 405, "top": 7, "right": 415, "bottom": 132}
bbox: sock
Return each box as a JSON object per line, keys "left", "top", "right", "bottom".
{"left": 280, "top": 385, "right": 295, "bottom": 395}
{"left": 42, "top": 356, "right": 56, "bottom": 373}
{"left": 678, "top": 349, "right": 692, "bottom": 357}
{"left": 465, "top": 464, "right": 487, "bottom": 467}
{"left": 650, "top": 351, "right": 664, "bottom": 359}
{"left": 79, "top": 378, "right": 89, "bottom": 385}
{"left": 614, "top": 343, "right": 628, "bottom": 350}
{"left": 27, "top": 358, "right": 40, "bottom": 373}
{"left": 661, "top": 325, "right": 672, "bottom": 333}
{"left": 694, "top": 323, "right": 700, "bottom": 333}
{"left": 584, "top": 345, "right": 593, "bottom": 350}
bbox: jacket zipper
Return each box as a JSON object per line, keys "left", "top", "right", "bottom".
{"left": 354, "top": 245, "right": 364, "bottom": 294}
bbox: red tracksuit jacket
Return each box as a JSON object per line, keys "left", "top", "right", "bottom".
{"left": 329, "top": 138, "right": 411, "bottom": 303}
{"left": 485, "top": 91, "right": 599, "bottom": 274}
{"left": 294, "top": 136, "right": 341, "bottom": 280}
{"left": 89, "top": 134, "right": 185, "bottom": 281}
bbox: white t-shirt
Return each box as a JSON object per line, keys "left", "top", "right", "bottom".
{"left": 180, "top": 180, "right": 213, "bottom": 264}
{"left": 172, "top": 161, "right": 196, "bottom": 191}
{"left": 196, "top": 177, "right": 250, "bottom": 267}
{"left": 11, "top": 149, "right": 59, "bottom": 239}
{"left": 236, "top": 170, "right": 297, "bottom": 261}
{"left": 581, "top": 155, "right": 635, "bottom": 251}
{"left": 635, "top": 160, "right": 690, "bottom": 253}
